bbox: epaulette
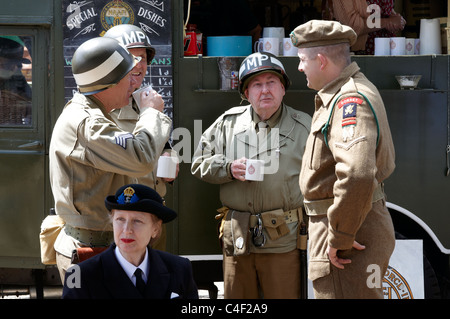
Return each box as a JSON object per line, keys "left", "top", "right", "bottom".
{"left": 291, "top": 111, "right": 311, "bottom": 131}
{"left": 223, "top": 105, "right": 248, "bottom": 117}
{"left": 339, "top": 77, "right": 358, "bottom": 96}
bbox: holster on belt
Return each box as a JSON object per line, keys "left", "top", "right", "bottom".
{"left": 71, "top": 246, "right": 109, "bottom": 264}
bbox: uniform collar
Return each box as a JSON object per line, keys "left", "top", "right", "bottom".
{"left": 251, "top": 104, "right": 283, "bottom": 129}
{"left": 114, "top": 245, "right": 150, "bottom": 283}
{"left": 74, "top": 93, "right": 115, "bottom": 122}
{"left": 317, "top": 62, "right": 360, "bottom": 109}
{"left": 110, "top": 100, "right": 140, "bottom": 120}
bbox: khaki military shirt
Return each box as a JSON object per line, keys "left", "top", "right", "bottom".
{"left": 110, "top": 100, "right": 173, "bottom": 197}
{"left": 299, "top": 62, "right": 395, "bottom": 250}
{"left": 49, "top": 93, "right": 172, "bottom": 233}
{"left": 192, "top": 104, "right": 311, "bottom": 253}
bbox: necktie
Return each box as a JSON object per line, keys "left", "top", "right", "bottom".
{"left": 134, "top": 268, "right": 146, "bottom": 295}
{"left": 257, "top": 121, "right": 268, "bottom": 146}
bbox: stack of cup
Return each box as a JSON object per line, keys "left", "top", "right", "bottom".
{"left": 405, "top": 38, "right": 415, "bottom": 55}
{"left": 282, "top": 37, "right": 298, "bottom": 56}
{"left": 374, "top": 37, "right": 420, "bottom": 56}
{"left": 390, "top": 37, "right": 406, "bottom": 55}
{"left": 419, "top": 18, "right": 441, "bottom": 55}
{"left": 374, "top": 38, "right": 391, "bottom": 55}
{"left": 254, "top": 27, "right": 284, "bottom": 56}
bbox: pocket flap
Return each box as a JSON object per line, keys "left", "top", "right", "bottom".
{"left": 261, "top": 209, "right": 290, "bottom": 240}
{"left": 261, "top": 210, "right": 285, "bottom": 228}
{"left": 308, "top": 259, "right": 331, "bottom": 282}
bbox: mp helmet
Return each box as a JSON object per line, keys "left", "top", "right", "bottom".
{"left": 104, "top": 24, "right": 155, "bottom": 64}
{"left": 72, "top": 36, "right": 140, "bottom": 95}
{"left": 238, "top": 52, "right": 291, "bottom": 100}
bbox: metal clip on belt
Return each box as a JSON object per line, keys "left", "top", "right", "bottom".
{"left": 304, "top": 183, "right": 385, "bottom": 217}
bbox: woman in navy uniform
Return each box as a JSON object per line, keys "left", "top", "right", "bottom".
{"left": 62, "top": 184, "right": 198, "bottom": 299}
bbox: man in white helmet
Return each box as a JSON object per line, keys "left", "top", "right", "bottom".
{"left": 49, "top": 36, "right": 172, "bottom": 282}
{"left": 191, "top": 52, "right": 311, "bottom": 299}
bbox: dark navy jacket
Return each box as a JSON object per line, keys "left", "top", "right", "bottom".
{"left": 62, "top": 244, "right": 199, "bottom": 299}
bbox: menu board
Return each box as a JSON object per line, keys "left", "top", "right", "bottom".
{"left": 62, "top": 0, "right": 173, "bottom": 119}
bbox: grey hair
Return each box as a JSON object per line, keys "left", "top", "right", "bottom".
{"left": 303, "top": 43, "right": 351, "bottom": 67}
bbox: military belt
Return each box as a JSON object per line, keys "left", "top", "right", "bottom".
{"left": 303, "top": 183, "right": 385, "bottom": 217}
{"left": 64, "top": 224, "right": 113, "bottom": 247}
{"left": 249, "top": 207, "right": 301, "bottom": 228}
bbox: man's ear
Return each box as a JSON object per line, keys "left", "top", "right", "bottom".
{"left": 317, "top": 53, "right": 328, "bottom": 70}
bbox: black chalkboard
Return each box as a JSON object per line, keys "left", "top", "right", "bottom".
{"left": 62, "top": 0, "right": 173, "bottom": 119}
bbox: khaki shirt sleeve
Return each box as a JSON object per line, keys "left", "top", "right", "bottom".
{"left": 191, "top": 116, "right": 233, "bottom": 184}
{"left": 78, "top": 107, "right": 172, "bottom": 178}
{"left": 326, "top": 93, "right": 379, "bottom": 249}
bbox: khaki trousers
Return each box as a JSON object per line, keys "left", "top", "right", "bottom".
{"left": 309, "top": 199, "right": 395, "bottom": 299}
{"left": 223, "top": 249, "right": 301, "bottom": 299}
{"left": 56, "top": 251, "right": 73, "bottom": 285}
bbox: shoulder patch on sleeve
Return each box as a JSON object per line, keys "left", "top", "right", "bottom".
{"left": 338, "top": 97, "right": 363, "bottom": 142}
{"left": 115, "top": 132, "right": 134, "bottom": 149}
{"left": 337, "top": 97, "right": 363, "bottom": 109}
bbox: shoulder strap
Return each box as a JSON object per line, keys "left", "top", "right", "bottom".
{"left": 321, "top": 91, "right": 379, "bottom": 148}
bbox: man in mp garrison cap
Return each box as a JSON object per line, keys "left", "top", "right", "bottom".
{"left": 290, "top": 20, "right": 396, "bottom": 299}
{"left": 191, "top": 52, "right": 311, "bottom": 299}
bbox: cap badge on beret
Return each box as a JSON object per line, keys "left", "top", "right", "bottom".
{"left": 118, "top": 186, "right": 139, "bottom": 204}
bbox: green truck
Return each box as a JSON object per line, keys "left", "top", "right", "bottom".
{"left": 0, "top": 0, "right": 448, "bottom": 299}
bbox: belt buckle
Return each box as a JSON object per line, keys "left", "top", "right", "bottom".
{"left": 252, "top": 214, "right": 265, "bottom": 247}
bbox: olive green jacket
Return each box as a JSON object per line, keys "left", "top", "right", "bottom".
{"left": 192, "top": 103, "right": 311, "bottom": 253}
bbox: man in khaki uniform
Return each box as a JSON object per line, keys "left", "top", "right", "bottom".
{"left": 191, "top": 52, "right": 311, "bottom": 298}
{"left": 290, "top": 20, "right": 396, "bottom": 298}
{"left": 49, "top": 36, "right": 172, "bottom": 282}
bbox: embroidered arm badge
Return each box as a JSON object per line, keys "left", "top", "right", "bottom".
{"left": 338, "top": 97, "right": 363, "bottom": 142}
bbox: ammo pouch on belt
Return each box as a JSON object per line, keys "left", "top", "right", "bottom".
{"left": 255, "top": 208, "right": 301, "bottom": 250}
{"left": 217, "top": 207, "right": 302, "bottom": 255}
{"left": 259, "top": 209, "right": 290, "bottom": 241}
{"left": 217, "top": 207, "right": 251, "bottom": 257}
